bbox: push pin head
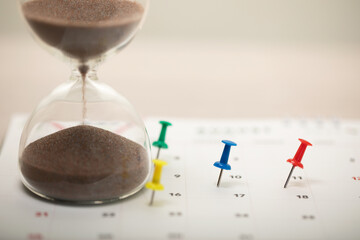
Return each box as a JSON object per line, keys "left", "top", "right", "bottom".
{"left": 214, "top": 140, "right": 237, "bottom": 170}
{"left": 152, "top": 121, "right": 172, "bottom": 149}
{"left": 213, "top": 140, "right": 237, "bottom": 187}
{"left": 287, "top": 138, "right": 312, "bottom": 169}
{"left": 284, "top": 138, "right": 312, "bottom": 188}
{"left": 146, "top": 159, "right": 167, "bottom": 205}
{"left": 146, "top": 159, "right": 167, "bottom": 190}
{"left": 153, "top": 121, "right": 172, "bottom": 159}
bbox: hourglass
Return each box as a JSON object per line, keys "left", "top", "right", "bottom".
{"left": 18, "top": 0, "right": 151, "bottom": 204}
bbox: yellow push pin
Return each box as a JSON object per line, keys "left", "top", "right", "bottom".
{"left": 146, "top": 159, "right": 167, "bottom": 206}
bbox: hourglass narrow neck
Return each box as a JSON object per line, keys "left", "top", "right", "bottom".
{"left": 70, "top": 67, "right": 98, "bottom": 82}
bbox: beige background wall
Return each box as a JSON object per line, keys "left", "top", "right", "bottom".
{"left": 0, "top": 0, "right": 360, "bottom": 140}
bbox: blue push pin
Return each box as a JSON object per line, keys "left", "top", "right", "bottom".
{"left": 213, "top": 140, "right": 237, "bottom": 187}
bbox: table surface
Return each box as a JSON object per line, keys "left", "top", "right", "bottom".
{"left": 1, "top": 35, "right": 360, "bottom": 140}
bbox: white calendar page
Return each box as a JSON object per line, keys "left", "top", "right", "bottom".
{"left": 0, "top": 115, "right": 359, "bottom": 240}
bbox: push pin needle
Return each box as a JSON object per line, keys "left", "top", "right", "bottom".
{"left": 213, "top": 140, "right": 237, "bottom": 187}
{"left": 146, "top": 159, "right": 167, "bottom": 206}
{"left": 153, "top": 121, "right": 172, "bottom": 159}
{"left": 284, "top": 138, "right": 312, "bottom": 188}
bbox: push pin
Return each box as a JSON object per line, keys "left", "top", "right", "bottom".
{"left": 213, "top": 140, "right": 237, "bottom": 187}
{"left": 146, "top": 159, "right": 167, "bottom": 206}
{"left": 283, "top": 138, "right": 312, "bottom": 188}
{"left": 153, "top": 121, "right": 172, "bottom": 159}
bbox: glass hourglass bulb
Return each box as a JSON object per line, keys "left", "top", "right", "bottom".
{"left": 18, "top": 0, "right": 150, "bottom": 204}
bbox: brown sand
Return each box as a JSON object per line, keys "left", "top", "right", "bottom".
{"left": 20, "top": 125, "right": 149, "bottom": 202}
{"left": 78, "top": 65, "right": 89, "bottom": 123}
{"left": 22, "top": 0, "right": 144, "bottom": 60}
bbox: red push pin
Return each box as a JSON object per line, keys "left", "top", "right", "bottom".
{"left": 283, "top": 138, "right": 312, "bottom": 188}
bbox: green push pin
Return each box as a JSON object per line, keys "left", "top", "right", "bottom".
{"left": 153, "top": 121, "right": 172, "bottom": 159}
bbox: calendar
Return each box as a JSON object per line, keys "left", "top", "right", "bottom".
{"left": 0, "top": 115, "right": 359, "bottom": 240}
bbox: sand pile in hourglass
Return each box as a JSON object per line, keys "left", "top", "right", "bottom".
{"left": 20, "top": 0, "right": 149, "bottom": 202}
